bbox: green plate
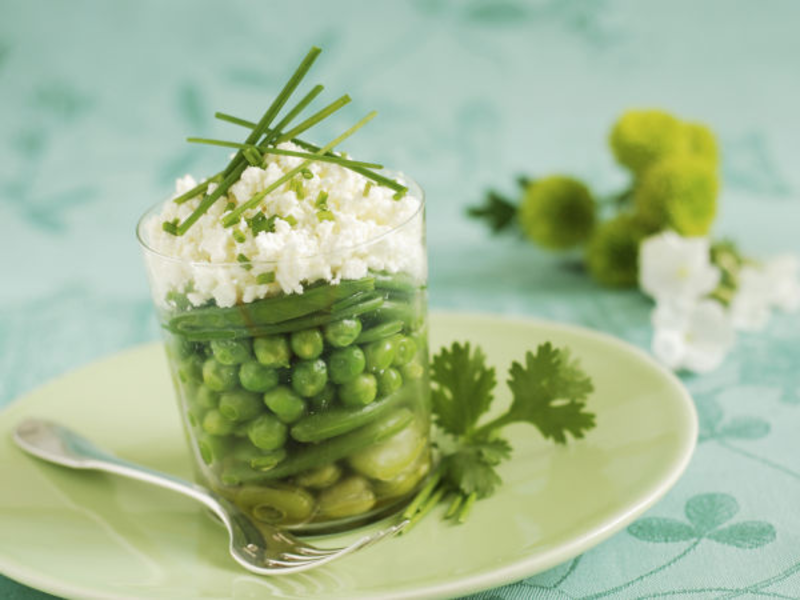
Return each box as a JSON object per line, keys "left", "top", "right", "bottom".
{"left": 0, "top": 312, "right": 697, "bottom": 599}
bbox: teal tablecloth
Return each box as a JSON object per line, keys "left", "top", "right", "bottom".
{"left": 3, "top": 1, "right": 799, "bottom": 598}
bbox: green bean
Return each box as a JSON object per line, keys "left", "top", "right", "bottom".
{"left": 202, "top": 358, "right": 239, "bottom": 391}
{"left": 262, "top": 408, "right": 415, "bottom": 479}
{"left": 340, "top": 373, "right": 378, "bottom": 407}
{"left": 253, "top": 335, "right": 291, "bottom": 368}
{"left": 168, "top": 277, "right": 374, "bottom": 335}
{"left": 291, "top": 387, "right": 408, "bottom": 443}
{"left": 290, "top": 328, "right": 324, "bottom": 359}
{"left": 330, "top": 291, "right": 383, "bottom": 314}
{"left": 323, "top": 318, "right": 362, "bottom": 348}
{"left": 364, "top": 339, "right": 396, "bottom": 373}
{"left": 370, "top": 300, "right": 416, "bottom": 328}
{"left": 378, "top": 367, "right": 403, "bottom": 397}
{"left": 264, "top": 386, "right": 306, "bottom": 423}
{"left": 355, "top": 320, "right": 404, "bottom": 345}
{"left": 202, "top": 409, "right": 237, "bottom": 436}
{"left": 247, "top": 413, "right": 288, "bottom": 450}
{"left": 210, "top": 338, "right": 252, "bottom": 365}
{"left": 328, "top": 345, "right": 366, "bottom": 384}
{"left": 373, "top": 272, "right": 421, "bottom": 295}
{"left": 239, "top": 361, "right": 279, "bottom": 392}
{"left": 219, "top": 390, "right": 263, "bottom": 422}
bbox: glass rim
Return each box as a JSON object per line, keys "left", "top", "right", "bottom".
{"left": 136, "top": 172, "right": 425, "bottom": 268}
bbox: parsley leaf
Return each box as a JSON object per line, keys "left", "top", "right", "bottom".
{"left": 440, "top": 436, "right": 511, "bottom": 499}
{"left": 503, "top": 342, "right": 595, "bottom": 444}
{"left": 431, "top": 342, "right": 496, "bottom": 436}
{"left": 466, "top": 190, "right": 518, "bottom": 234}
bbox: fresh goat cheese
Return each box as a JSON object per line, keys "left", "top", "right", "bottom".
{"left": 141, "top": 142, "right": 425, "bottom": 308}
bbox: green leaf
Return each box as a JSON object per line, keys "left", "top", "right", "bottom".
{"left": 707, "top": 521, "right": 776, "bottom": 548}
{"left": 719, "top": 417, "right": 770, "bottom": 440}
{"left": 627, "top": 518, "right": 697, "bottom": 543}
{"left": 685, "top": 493, "right": 738, "bottom": 534}
{"left": 431, "top": 342, "right": 497, "bottom": 436}
{"left": 466, "top": 191, "right": 518, "bottom": 234}
{"left": 440, "top": 437, "right": 511, "bottom": 499}
{"left": 503, "top": 343, "right": 595, "bottom": 444}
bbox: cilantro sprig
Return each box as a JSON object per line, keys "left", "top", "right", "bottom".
{"left": 403, "top": 341, "right": 596, "bottom": 529}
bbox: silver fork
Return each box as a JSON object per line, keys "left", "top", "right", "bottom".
{"left": 12, "top": 418, "right": 409, "bottom": 575}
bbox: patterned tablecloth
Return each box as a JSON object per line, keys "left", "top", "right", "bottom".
{"left": 2, "top": 1, "right": 799, "bottom": 598}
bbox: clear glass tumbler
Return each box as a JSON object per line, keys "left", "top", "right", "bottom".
{"left": 137, "top": 180, "right": 430, "bottom": 533}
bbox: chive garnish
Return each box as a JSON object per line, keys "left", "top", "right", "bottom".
{"left": 243, "top": 147, "right": 263, "bottom": 166}
{"left": 232, "top": 229, "right": 246, "bottom": 243}
{"left": 363, "top": 181, "right": 373, "bottom": 197}
{"left": 175, "top": 161, "right": 247, "bottom": 235}
{"left": 172, "top": 172, "right": 224, "bottom": 205}
{"left": 315, "top": 190, "right": 329, "bottom": 208}
{"left": 256, "top": 272, "right": 276, "bottom": 284}
{"left": 247, "top": 212, "right": 278, "bottom": 235}
{"left": 283, "top": 215, "right": 298, "bottom": 226}
{"left": 267, "top": 84, "right": 324, "bottom": 143}
{"left": 224, "top": 201, "right": 236, "bottom": 212}
{"left": 274, "top": 94, "right": 351, "bottom": 144}
{"left": 292, "top": 179, "right": 306, "bottom": 200}
{"left": 317, "top": 210, "right": 334, "bottom": 222}
{"left": 301, "top": 168, "right": 314, "bottom": 180}
{"left": 236, "top": 253, "right": 252, "bottom": 270}
{"left": 162, "top": 219, "right": 179, "bottom": 235}
{"left": 222, "top": 111, "right": 377, "bottom": 227}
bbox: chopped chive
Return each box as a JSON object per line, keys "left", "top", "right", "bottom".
{"left": 243, "top": 147, "right": 263, "bottom": 166}
{"left": 275, "top": 94, "right": 352, "bottom": 144}
{"left": 236, "top": 253, "right": 252, "bottom": 270}
{"left": 256, "top": 272, "right": 276, "bottom": 284}
{"left": 393, "top": 189, "right": 407, "bottom": 201}
{"left": 232, "top": 229, "right": 246, "bottom": 243}
{"left": 215, "top": 112, "right": 257, "bottom": 129}
{"left": 247, "top": 212, "right": 278, "bottom": 235}
{"left": 363, "top": 181, "right": 373, "bottom": 197}
{"left": 403, "top": 485, "right": 446, "bottom": 534}
{"left": 222, "top": 111, "right": 377, "bottom": 227}
{"left": 315, "top": 190, "right": 329, "bottom": 208}
{"left": 445, "top": 493, "right": 464, "bottom": 519}
{"left": 317, "top": 210, "right": 334, "bottom": 222}
{"left": 301, "top": 168, "right": 314, "bottom": 180}
{"left": 403, "top": 472, "right": 442, "bottom": 520}
{"left": 282, "top": 215, "right": 298, "bottom": 226}
{"left": 224, "top": 201, "right": 236, "bottom": 212}
{"left": 162, "top": 219, "right": 179, "bottom": 235}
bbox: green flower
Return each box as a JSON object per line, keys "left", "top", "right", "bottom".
{"left": 518, "top": 176, "right": 596, "bottom": 250}
{"left": 585, "top": 213, "right": 653, "bottom": 287}
{"left": 634, "top": 156, "right": 719, "bottom": 235}
{"left": 609, "top": 109, "right": 686, "bottom": 174}
{"left": 684, "top": 121, "right": 719, "bottom": 168}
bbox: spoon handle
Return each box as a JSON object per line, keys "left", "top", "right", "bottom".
{"left": 13, "top": 418, "right": 221, "bottom": 514}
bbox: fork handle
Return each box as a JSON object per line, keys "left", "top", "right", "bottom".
{"left": 13, "top": 418, "right": 223, "bottom": 516}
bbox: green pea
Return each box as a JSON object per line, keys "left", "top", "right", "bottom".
{"left": 253, "top": 335, "right": 291, "bottom": 368}
{"left": 194, "top": 385, "right": 220, "bottom": 409}
{"left": 392, "top": 336, "right": 417, "bottom": 367}
{"left": 309, "top": 382, "right": 337, "bottom": 413}
{"left": 219, "top": 390, "right": 263, "bottom": 422}
{"left": 197, "top": 433, "right": 232, "bottom": 465}
{"left": 323, "top": 318, "right": 362, "bottom": 348}
{"left": 177, "top": 354, "right": 204, "bottom": 384}
{"left": 202, "top": 409, "right": 237, "bottom": 436}
{"left": 339, "top": 373, "right": 377, "bottom": 407}
{"left": 378, "top": 368, "right": 403, "bottom": 397}
{"left": 264, "top": 386, "right": 306, "bottom": 424}
{"left": 202, "top": 358, "right": 239, "bottom": 392}
{"left": 290, "top": 328, "right": 324, "bottom": 359}
{"left": 210, "top": 338, "right": 252, "bottom": 365}
{"left": 328, "top": 346, "right": 366, "bottom": 384}
{"left": 295, "top": 463, "right": 343, "bottom": 489}
{"left": 401, "top": 361, "right": 425, "bottom": 381}
{"left": 364, "top": 339, "right": 396, "bottom": 373}
{"left": 247, "top": 413, "right": 288, "bottom": 450}
{"left": 317, "top": 475, "right": 376, "bottom": 518}
{"left": 239, "top": 361, "right": 279, "bottom": 393}
{"left": 291, "top": 359, "right": 328, "bottom": 398}
{"left": 237, "top": 485, "right": 315, "bottom": 524}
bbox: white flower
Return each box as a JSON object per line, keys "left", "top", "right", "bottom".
{"left": 764, "top": 254, "right": 800, "bottom": 312}
{"left": 729, "top": 266, "right": 772, "bottom": 332}
{"left": 651, "top": 299, "right": 735, "bottom": 374}
{"left": 639, "top": 231, "right": 720, "bottom": 304}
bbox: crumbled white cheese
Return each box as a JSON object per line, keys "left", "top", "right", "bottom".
{"left": 141, "top": 142, "right": 426, "bottom": 308}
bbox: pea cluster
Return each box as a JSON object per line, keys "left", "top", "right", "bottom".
{"left": 166, "top": 278, "right": 430, "bottom": 529}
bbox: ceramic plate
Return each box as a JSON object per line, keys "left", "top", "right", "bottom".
{"left": 0, "top": 312, "right": 697, "bottom": 600}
